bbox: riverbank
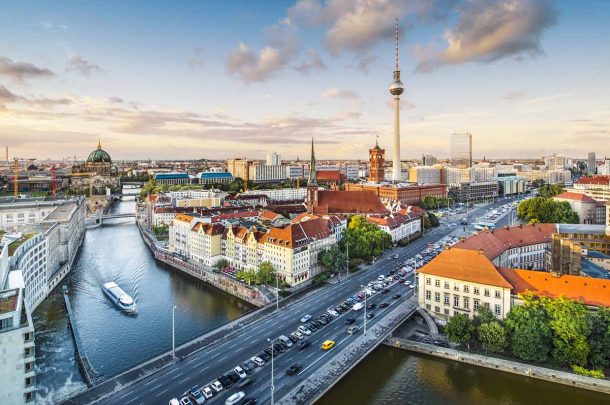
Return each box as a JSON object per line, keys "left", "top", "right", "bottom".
{"left": 384, "top": 338, "right": 610, "bottom": 395}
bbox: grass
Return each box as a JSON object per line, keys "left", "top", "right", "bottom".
{"left": 8, "top": 233, "right": 37, "bottom": 256}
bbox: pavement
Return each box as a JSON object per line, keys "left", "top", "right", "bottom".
{"left": 64, "top": 198, "right": 522, "bottom": 405}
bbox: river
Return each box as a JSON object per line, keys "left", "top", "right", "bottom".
{"left": 33, "top": 198, "right": 254, "bottom": 404}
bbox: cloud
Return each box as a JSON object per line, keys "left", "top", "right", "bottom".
{"left": 41, "top": 20, "right": 68, "bottom": 31}
{"left": 188, "top": 47, "right": 205, "bottom": 70}
{"left": 293, "top": 50, "right": 327, "bottom": 75}
{"left": 503, "top": 91, "right": 526, "bottom": 100}
{"left": 67, "top": 55, "right": 102, "bottom": 75}
{"left": 415, "top": 0, "right": 557, "bottom": 72}
{"left": 0, "top": 84, "right": 72, "bottom": 109}
{"left": 321, "top": 88, "right": 359, "bottom": 100}
{"left": 226, "top": 21, "right": 299, "bottom": 83}
{"left": 354, "top": 55, "right": 378, "bottom": 74}
{"left": 0, "top": 56, "right": 54, "bottom": 83}
{"left": 385, "top": 98, "right": 416, "bottom": 110}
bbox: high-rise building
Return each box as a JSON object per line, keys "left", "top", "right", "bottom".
{"left": 450, "top": 133, "right": 472, "bottom": 168}
{"left": 588, "top": 152, "right": 596, "bottom": 175}
{"left": 266, "top": 152, "right": 281, "bottom": 166}
{"left": 389, "top": 18, "right": 405, "bottom": 182}
{"left": 422, "top": 154, "right": 437, "bottom": 166}
{"left": 227, "top": 158, "right": 249, "bottom": 180}
{"left": 368, "top": 140, "right": 385, "bottom": 183}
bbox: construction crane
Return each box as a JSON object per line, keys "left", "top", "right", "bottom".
{"left": 13, "top": 158, "right": 19, "bottom": 198}
{"left": 51, "top": 165, "right": 56, "bottom": 198}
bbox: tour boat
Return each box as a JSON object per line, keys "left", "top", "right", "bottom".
{"left": 102, "top": 282, "right": 137, "bottom": 314}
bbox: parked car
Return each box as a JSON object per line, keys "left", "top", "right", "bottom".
{"left": 226, "top": 371, "right": 241, "bottom": 383}
{"left": 258, "top": 352, "right": 271, "bottom": 362}
{"left": 234, "top": 366, "right": 247, "bottom": 379}
{"left": 180, "top": 398, "right": 193, "bottom": 405}
{"left": 201, "top": 386, "right": 213, "bottom": 399}
{"left": 251, "top": 356, "right": 265, "bottom": 367}
{"left": 170, "top": 399, "right": 180, "bottom": 405}
{"left": 218, "top": 375, "right": 233, "bottom": 389}
{"left": 211, "top": 380, "right": 223, "bottom": 393}
{"left": 225, "top": 392, "right": 245, "bottom": 405}
{"left": 298, "top": 325, "right": 312, "bottom": 335}
{"left": 189, "top": 387, "right": 206, "bottom": 405}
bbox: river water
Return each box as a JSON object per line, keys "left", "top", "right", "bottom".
{"left": 33, "top": 199, "right": 254, "bottom": 404}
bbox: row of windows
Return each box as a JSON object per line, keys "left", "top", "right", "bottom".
{"left": 426, "top": 278, "right": 502, "bottom": 298}
{"left": 425, "top": 301, "right": 502, "bottom": 316}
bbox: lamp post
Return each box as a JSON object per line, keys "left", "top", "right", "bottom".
{"left": 267, "top": 337, "right": 279, "bottom": 405}
{"left": 172, "top": 305, "right": 177, "bottom": 359}
{"left": 346, "top": 242, "right": 350, "bottom": 277}
{"left": 361, "top": 285, "right": 368, "bottom": 334}
{"left": 275, "top": 273, "right": 279, "bottom": 311}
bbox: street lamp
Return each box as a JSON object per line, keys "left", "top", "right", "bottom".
{"left": 361, "top": 285, "right": 368, "bottom": 334}
{"left": 275, "top": 273, "right": 279, "bottom": 311}
{"left": 267, "top": 337, "right": 280, "bottom": 405}
{"left": 346, "top": 242, "right": 350, "bottom": 277}
{"left": 172, "top": 305, "right": 177, "bottom": 359}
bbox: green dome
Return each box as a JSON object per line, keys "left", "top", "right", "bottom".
{"left": 87, "top": 141, "right": 112, "bottom": 163}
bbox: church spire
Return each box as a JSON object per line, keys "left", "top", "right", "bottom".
{"left": 97, "top": 139, "right": 102, "bottom": 150}
{"left": 308, "top": 138, "right": 318, "bottom": 186}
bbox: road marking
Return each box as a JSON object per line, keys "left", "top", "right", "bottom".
{"left": 142, "top": 378, "right": 158, "bottom": 386}
{"left": 166, "top": 367, "right": 180, "bottom": 375}
{"left": 179, "top": 376, "right": 190, "bottom": 384}
{"left": 155, "top": 388, "right": 168, "bottom": 397}
{"left": 124, "top": 398, "right": 138, "bottom": 405}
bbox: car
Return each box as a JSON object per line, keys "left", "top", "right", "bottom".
{"left": 239, "top": 362, "right": 254, "bottom": 375}
{"left": 298, "top": 325, "right": 311, "bottom": 335}
{"left": 409, "top": 284, "right": 415, "bottom": 289}
{"left": 273, "top": 343, "right": 285, "bottom": 353}
{"left": 379, "top": 302, "right": 389, "bottom": 308}
{"left": 264, "top": 347, "right": 276, "bottom": 357}
{"left": 190, "top": 387, "right": 206, "bottom": 404}
{"left": 218, "top": 375, "right": 233, "bottom": 389}
{"left": 366, "top": 303, "right": 376, "bottom": 309}
{"left": 366, "top": 312, "right": 375, "bottom": 319}
{"left": 382, "top": 288, "right": 390, "bottom": 294}
{"left": 226, "top": 371, "right": 241, "bottom": 383}
{"left": 237, "top": 377, "right": 254, "bottom": 389}
{"left": 293, "top": 331, "right": 304, "bottom": 340}
{"left": 378, "top": 275, "right": 385, "bottom": 281}
{"left": 327, "top": 309, "right": 339, "bottom": 317}
{"left": 345, "top": 318, "right": 356, "bottom": 325}
{"left": 258, "top": 352, "right": 271, "bottom": 362}
{"left": 347, "top": 325, "right": 359, "bottom": 334}
{"left": 404, "top": 280, "right": 412, "bottom": 285}
{"left": 202, "top": 386, "right": 213, "bottom": 399}
{"left": 393, "top": 254, "right": 399, "bottom": 259}
{"left": 234, "top": 366, "right": 247, "bottom": 379}
{"left": 180, "top": 398, "right": 193, "bottom": 405}
{"left": 279, "top": 335, "right": 293, "bottom": 348}
{"left": 211, "top": 380, "right": 223, "bottom": 393}
{"left": 300, "top": 314, "right": 312, "bottom": 323}
{"left": 298, "top": 339, "right": 310, "bottom": 350}
{"left": 287, "top": 334, "right": 298, "bottom": 343}
{"left": 286, "top": 363, "right": 302, "bottom": 376}
{"left": 321, "top": 340, "right": 335, "bottom": 350}
{"left": 225, "top": 392, "right": 245, "bottom": 405}
{"left": 170, "top": 400, "right": 180, "bottom": 405}
{"left": 251, "top": 356, "right": 265, "bottom": 367}
{"left": 392, "top": 294, "right": 402, "bottom": 299}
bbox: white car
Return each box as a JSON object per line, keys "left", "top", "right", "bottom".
{"left": 225, "top": 391, "right": 245, "bottom": 405}
{"left": 377, "top": 275, "right": 385, "bottom": 281}
{"left": 393, "top": 254, "right": 399, "bottom": 259}
{"left": 298, "top": 325, "right": 311, "bottom": 335}
{"left": 300, "top": 314, "right": 312, "bottom": 323}
{"left": 409, "top": 284, "right": 415, "bottom": 289}
{"left": 251, "top": 356, "right": 265, "bottom": 367}
{"left": 202, "top": 386, "right": 213, "bottom": 399}
{"left": 234, "top": 366, "right": 247, "bottom": 379}
{"left": 293, "top": 331, "right": 304, "bottom": 340}
{"left": 211, "top": 380, "right": 223, "bottom": 393}
{"left": 170, "top": 399, "right": 180, "bottom": 405}
{"left": 327, "top": 309, "right": 339, "bottom": 317}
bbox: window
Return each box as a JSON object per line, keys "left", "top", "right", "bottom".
{"left": 463, "top": 285, "right": 469, "bottom": 293}
{"left": 444, "top": 281, "right": 449, "bottom": 289}
{"left": 25, "top": 376, "right": 34, "bottom": 387}
{"left": 25, "top": 392, "right": 34, "bottom": 402}
{"left": 495, "top": 304, "right": 501, "bottom": 316}
{"left": 484, "top": 302, "right": 490, "bottom": 309}
{"left": 473, "top": 299, "right": 479, "bottom": 310}
{"left": 435, "top": 292, "right": 440, "bottom": 302}
{"left": 474, "top": 287, "right": 479, "bottom": 295}
{"left": 453, "top": 284, "right": 459, "bottom": 291}
{"left": 495, "top": 290, "right": 501, "bottom": 299}
{"left": 25, "top": 362, "right": 33, "bottom": 372}
{"left": 435, "top": 279, "right": 440, "bottom": 287}
{"left": 425, "top": 304, "right": 431, "bottom": 310}
{"left": 484, "top": 288, "right": 490, "bottom": 297}
{"left": 426, "top": 290, "right": 431, "bottom": 300}
{"left": 444, "top": 293, "right": 450, "bottom": 305}
{"left": 463, "top": 297, "right": 469, "bottom": 310}
{"left": 444, "top": 308, "right": 449, "bottom": 315}
{"left": 24, "top": 347, "right": 34, "bottom": 357}
{"left": 434, "top": 306, "right": 440, "bottom": 313}
{"left": 426, "top": 277, "right": 431, "bottom": 285}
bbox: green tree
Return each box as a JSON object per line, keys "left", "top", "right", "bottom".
{"left": 478, "top": 321, "right": 508, "bottom": 353}
{"left": 538, "top": 184, "right": 565, "bottom": 198}
{"left": 257, "top": 261, "right": 276, "bottom": 285}
{"left": 504, "top": 294, "right": 552, "bottom": 363}
{"left": 344, "top": 215, "right": 392, "bottom": 261}
{"left": 213, "top": 258, "right": 229, "bottom": 272}
{"left": 531, "top": 179, "right": 546, "bottom": 189}
{"left": 473, "top": 306, "right": 496, "bottom": 329}
{"left": 517, "top": 197, "right": 579, "bottom": 224}
{"left": 445, "top": 313, "right": 475, "bottom": 346}
{"left": 318, "top": 244, "right": 347, "bottom": 273}
{"left": 543, "top": 297, "right": 591, "bottom": 367}
{"left": 587, "top": 307, "right": 610, "bottom": 369}
{"left": 427, "top": 213, "right": 440, "bottom": 228}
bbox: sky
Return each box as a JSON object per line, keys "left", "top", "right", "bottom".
{"left": 0, "top": 0, "right": 609, "bottom": 161}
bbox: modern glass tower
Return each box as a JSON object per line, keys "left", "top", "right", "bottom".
{"left": 450, "top": 133, "right": 472, "bottom": 168}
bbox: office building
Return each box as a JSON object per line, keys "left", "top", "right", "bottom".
{"left": 588, "top": 152, "right": 596, "bottom": 175}
{"left": 422, "top": 154, "right": 437, "bottom": 166}
{"left": 450, "top": 133, "right": 472, "bottom": 168}
{"left": 248, "top": 165, "right": 286, "bottom": 183}
{"left": 266, "top": 152, "right": 281, "bottom": 166}
{"left": 409, "top": 166, "right": 441, "bottom": 185}
{"left": 227, "top": 158, "right": 249, "bottom": 180}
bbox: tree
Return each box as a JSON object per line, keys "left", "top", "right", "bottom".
{"left": 538, "top": 184, "right": 564, "bottom": 198}
{"left": 587, "top": 307, "right": 610, "bottom": 369}
{"left": 343, "top": 216, "right": 392, "bottom": 261}
{"left": 531, "top": 179, "right": 546, "bottom": 189}
{"left": 473, "top": 306, "right": 496, "bottom": 329}
{"left": 543, "top": 297, "right": 591, "bottom": 367}
{"left": 318, "top": 244, "right": 347, "bottom": 273}
{"left": 504, "top": 294, "right": 552, "bottom": 363}
{"left": 517, "top": 197, "right": 579, "bottom": 224}
{"left": 445, "top": 313, "right": 475, "bottom": 346}
{"left": 478, "top": 322, "right": 508, "bottom": 353}
{"left": 213, "top": 258, "right": 229, "bottom": 272}
{"left": 257, "top": 261, "right": 276, "bottom": 285}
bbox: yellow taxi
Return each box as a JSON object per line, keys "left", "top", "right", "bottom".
{"left": 321, "top": 340, "right": 335, "bottom": 350}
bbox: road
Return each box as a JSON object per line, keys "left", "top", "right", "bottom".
{"left": 68, "top": 197, "right": 522, "bottom": 405}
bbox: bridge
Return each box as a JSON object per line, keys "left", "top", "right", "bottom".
{"left": 85, "top": 212, "right": 136, "bottom": 228}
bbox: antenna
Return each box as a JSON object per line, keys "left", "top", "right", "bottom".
{"left": 394, "top": 17, "right": 399, "bottom": 71}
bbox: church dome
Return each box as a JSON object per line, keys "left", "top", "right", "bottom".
{"left": 87, "top": 140, "right": 112, "bottom": 163}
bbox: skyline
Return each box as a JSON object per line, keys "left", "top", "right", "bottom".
{"left": 1, "top": 0, "right": 609, "bottom": 161}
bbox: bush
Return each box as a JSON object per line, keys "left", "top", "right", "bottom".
{"left": 571, "top": 365, "right": 605, "bottom": 379}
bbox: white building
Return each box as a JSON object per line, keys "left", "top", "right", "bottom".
{"left": 285, "top": 165, "right": 305, "bottom": 180}
{"left": 240, "top": 188, "right": 307, "bottom": 202}
{"left": 169, "top": 189, "right": 225, "bottom": 208}
{"left": 249, "top": 165, "right": 287, "bottom": 183}
{"left": 409, "top": 166, "right": 441, "bottom": 185}
{"left": 266, "top": 152, "right": 282, "bottom": 166}
{"left": 366, "top": 210, "right": 422, "bottom": 242}
{"left": 445, "top": 167, "right": 472, "bottom": 186}
{"left": 549, "top": 169, "right": 573, "bottom": 185}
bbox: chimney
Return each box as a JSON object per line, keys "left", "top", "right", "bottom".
{"left": 519, "top": 224, "right": 523, "bottom": 229}
{"left": 478, "top": 248, "right": 484, "bottom": 255}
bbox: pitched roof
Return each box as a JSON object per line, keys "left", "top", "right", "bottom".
{"left": 314, "top": 190, "right": 388, "bottom": 215}
{"left": 262, "top": 217, "right": 332, "bottom": 248}
{"left": 174, "top": 213, "right": 195, "bottom": 223}
{"left": 498, "top": 268, "right": 610, "bottom": 307}
{"left": 418, "top": 248, "right": 513, "bottom": 288}
{"left": 192, "top": 222, "right": 225, "bottom": 235}
{"left": 317, "top": 170, "right": 342, "bottom": 181}
{"left": 575, "top": 175, "right": 610, "bottom": 185}
{"left": 259, "top": 209, "right": 281, "bottom": 221}
{"left": 554, "top": 192, "right": 596, "bottom": 203}
{"left": 454, "top": 223, "right": 556, "bottom": 260}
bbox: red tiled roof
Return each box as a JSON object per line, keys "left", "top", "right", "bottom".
{"left": 554, "top": 192, "right": 596, "bottom": 203}
{"left": 259, "top": 209, "right": 281, "bottom": 221}
{"left": 192, "top": 222, "right": 225, "bottom": 235}
{"left": 575, "top": 175, "right": 610, "bottom": 185}
{"left": 418, "top": 248, "right": 513, "bottom": 288}
{"left": 498, "top": 268, "right": 610, "bottom": 307}
{"left": 313, "top": 190, "right": 388, "bottom": 215}
{"left": 262, "top": 217, "right": 332, "bottom": 248}
{"left": 454, "top": 223, "right": 556, "bottom": 260}
{"left": 316, "top": 170, "right": 341, "bottom": 181}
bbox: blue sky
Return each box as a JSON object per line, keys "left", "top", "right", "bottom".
{"left": 0, "top": 0, "right": 609, "bottom": 161}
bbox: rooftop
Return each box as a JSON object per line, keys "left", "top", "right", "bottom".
{"left": 314, "top": 190, "right": 388, "bottom": 215}
{"left": 44, "top": 201, "right": 78, "bottom": 222}
{"left": 556, "top": 224, "right": 607, "bottom": 235}
{"left": 554, "top": 192, "right": 597, "bottom": 203}
{"left": 0, "top": 289, "right": 19, "bottom": 315}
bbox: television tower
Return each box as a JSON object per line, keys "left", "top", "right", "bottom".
{"left": 389, "top": 17, "right": 405, "bottom": 182}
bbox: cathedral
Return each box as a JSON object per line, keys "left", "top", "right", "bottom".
{"left": 71, "top": 141, "right": 121, "bottom": 195}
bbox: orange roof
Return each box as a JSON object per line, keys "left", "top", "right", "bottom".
{"left": 314, "top": 190, "right": 388, "bottom": 215}
{"left": 454, "top": 223, "right": 556, "bottom": 260}
{"left": 263, "top": 217, "right": 332, "bottom": 248}
{"left": 317, "top": 170, "right": 341, "bottom": 181}
{"left": 554, "top": 192, "right": 596, "bottom": 203}
{"left": 192, "top": 222, "right": 225, "bottom": 235}
{"left": 259, "top": 209, "right": 281, "bottom": 221}
{"left": 418, "top": 248, "right": 513, "bottom": 288}
{"left": 498, "top": 268, "right": 610, "bottom": 307}
{"left": 575, "top": 175, "right": 610, "bottom": 185}
{"left": 174, "top": 213, "right": 194, "bottom": 223}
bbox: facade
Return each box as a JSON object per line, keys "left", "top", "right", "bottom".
{"left": 249, "top": 165, "right": 286, "bottom": 183}
{"left": 418, "top": 249, "right": 513, "bottom": 321}
{"left": 240, "top": 188, "right": 307, "bottom": 202}
{"left": 285, "top": 165, "right": 305, "bottom": 180}
{"left": 198, "top": 172, "right": 233, "bottom": 185}
{"left": 549, "top": 169, "right": 572, "bottom": 185}
{"left": 553, "top": 192, "right": 606, "bottom": 224}
{"left": 422, "top": 154, "right": 437, "bottom": 166}
{"left": 266, "top": 152, "right": 281, "bottom": 166}
{"left": 367, "top": 141, "right": 385, "bottom": 183}
{"left": 546, "top": 155, "right": 569, "bottom": 170}
{"left": 450, "top": 133, "right": 473, "bottom": 168}
{"left": 227, "top": 158, "right": 249, "bottom": 180}
{"left": 588, "top": 152, "right": 596, "bottom": 175}
{"left": 345, "top": 183, "right": 447, "bottom": 207}
{"left": 153, "top": 172, "right": 192, "bottom": 185}
{"left": 169, "top": 190, "right": 225, "bottom": 209}
{"left": 444, "top": 167, "right": 472, "bottom": 186}
{"left": 366, "top": 209, "right": 422, "bottom": 242}
{"left": 409, "top": 166, "right": 441, "bottom": 185}
{"left": 449, "top": 181, "right": 499, "bottom": 202}
{"left": 70, "top": 141, "right": 120, "bottom": 195}
{"left": 493, "top": 175, "right": 526, "bottom": 196}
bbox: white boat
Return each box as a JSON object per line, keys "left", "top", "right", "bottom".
{"left": 102, "top": 282, "right": 137, "bottom": 314}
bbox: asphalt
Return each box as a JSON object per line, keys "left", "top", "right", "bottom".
{"left": 66, "top": 197, "right": 522, "bottom": 405}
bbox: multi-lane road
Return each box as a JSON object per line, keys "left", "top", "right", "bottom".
{"left": 68, "top": 198, "right": 521, "bottom": 405}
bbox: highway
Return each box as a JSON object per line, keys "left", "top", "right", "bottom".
{"left": 68, "top": 197, "right": 522, "bottom": 405}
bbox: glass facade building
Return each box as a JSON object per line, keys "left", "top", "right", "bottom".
{"left": 450, "top": 133, "right": 472, "bottom": 168}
